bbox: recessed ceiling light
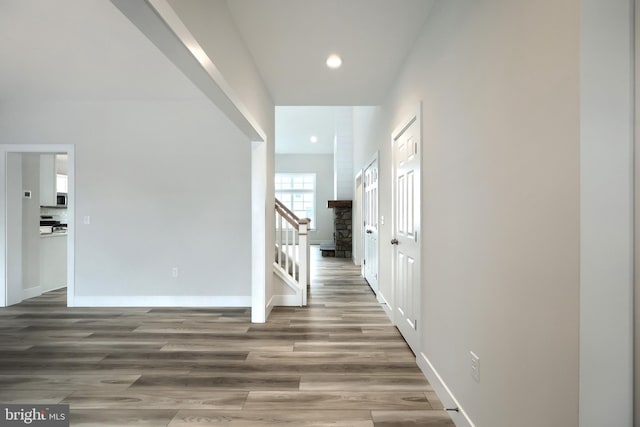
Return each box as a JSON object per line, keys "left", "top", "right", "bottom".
{"left": 310, "top": 136, "right": 318, "bottom": 143}
{"left": 326, "top": 54, "right": 342, "bottom": 69}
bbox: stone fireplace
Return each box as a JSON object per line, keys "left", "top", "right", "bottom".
{"left": 324, "top": 200, "right": 352, "bottom": 258}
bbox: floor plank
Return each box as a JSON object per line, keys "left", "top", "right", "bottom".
{"left": 70, "top": 409, "right": 177, "bottom": 427}
{"left": 168, "top": 410, "right": 374, "bottom": 427}
{"left": 244, "top": 391, "right": 432, "bottom": 410}
{"left": 63, "top": 389, "right": 248, "bottom": 410}
{"left": 0, "top": 247, "right": 453, "bottom": 426}
{"left": 372, "top": 410, "right": 457, "bottom": 426}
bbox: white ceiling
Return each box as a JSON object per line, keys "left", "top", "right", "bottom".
{"left": 276, "top": 106, "right": 346, "bottom": 154}
{"left": 0, "top": 0, "right": 434, "bottom": 155}
{"left": 0, "top": 0, "right": 204, "bottom": 101}
{"left": 0, "top": 0, "right": 434, "bottom": 106}
{"left": 226, "top": 0, "right": 434, "bottom": 106}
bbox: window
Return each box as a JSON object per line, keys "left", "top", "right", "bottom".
{"left": 275, "top": 173, "right": 316, "bottom": 228}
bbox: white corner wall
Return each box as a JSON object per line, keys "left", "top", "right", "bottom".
{"left": 165, "top": 0, "right": 276, "bottom": 317}
{"left": 580, "top": 1, "right": 634, "bottom": 426}
{"left": 354, "top": 1, "right": 581, "bottom": 426}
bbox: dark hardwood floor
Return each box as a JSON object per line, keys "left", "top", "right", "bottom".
{"left": 0, "top": 247, "right": 454, "bottom": 426}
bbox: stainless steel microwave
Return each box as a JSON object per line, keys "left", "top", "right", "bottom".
{"left": 56, "top": 193, "right": 67, "bottom": 207}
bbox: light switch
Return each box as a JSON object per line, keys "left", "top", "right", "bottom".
{"left": 380, "top": 216, "right": 385, "bottom": 225}
{"left": 83, "top": 216, "right": 91, "bottom": 225}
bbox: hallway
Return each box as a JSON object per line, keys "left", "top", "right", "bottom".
{"left": 0, "top": 248, "right": 453, "bottom": 426}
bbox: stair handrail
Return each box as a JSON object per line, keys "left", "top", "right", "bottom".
{"left": 275, "top": 198, "right": 310, "bottom": 230}
{"left": 274, "top": 197, "right": 310, "bottom": 306}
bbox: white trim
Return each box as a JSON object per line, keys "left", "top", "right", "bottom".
{"left": 23, "top": 284, "right": 66, "bottom": 301}
{"left": 273, "top": 262, "right": 302, "bottom": 292}
{"left": 377, "top": 290, "right": 393, "bottom": 320}
{"left": 266, "top": 295, "right": 275, "bottom": 316}
{"left": 418, "top": 352, "right": 476, "bottom": 427}
{"left": 112, "top": 0, "right": 265, "bottom": 142}
{"left": 0, "top": 144, "right": 75, "bottom": 308}
{"left": 271, "top": 294, "right": 300, "bottom": 307}
{"left": 22, "top": 286, "right": 42, "bottom": 301}
{"left": 73, "top": 295, "right": 251, "bottom": 308}
{"left": 634, "top": 2, "right": 640, "bottom": 424}
{"left": 251, "top": 141, "right": 268, "bottom": 323}
{"left": 273, "top": 261, "right": 303, "bottom": 307}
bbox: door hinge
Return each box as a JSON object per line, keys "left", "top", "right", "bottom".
{"left": 363, "top": 259, "right": 366, "bottom": 265}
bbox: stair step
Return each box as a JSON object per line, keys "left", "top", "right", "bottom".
{"left": 320, "top": 243, "right": 336, "bottom": 257}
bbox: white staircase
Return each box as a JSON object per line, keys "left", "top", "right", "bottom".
{"left": 273, "top": 198, "right": 310, "bottom": 306}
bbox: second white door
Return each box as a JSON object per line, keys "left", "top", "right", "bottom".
{"left": 363, "top": 158, "right": 379, "bottom": 293}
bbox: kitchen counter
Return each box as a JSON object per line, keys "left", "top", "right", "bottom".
{"left": 40, "top": 232, "right": 68, "bottom": 238}
{"left": 40, "top": 232, "right": 67, "bottom": 292}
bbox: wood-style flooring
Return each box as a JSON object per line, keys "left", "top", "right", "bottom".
{"left": 0, "top": 247, "right": 454, "bottom": 426}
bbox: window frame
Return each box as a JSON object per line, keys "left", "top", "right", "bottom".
{"left": 275, "top": 173, "right": 316, "bottom": 230}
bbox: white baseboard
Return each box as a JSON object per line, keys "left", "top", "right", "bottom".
{"left": 418, "top": 352, "right": 475, "bottom": 427}
{"left": 71, "top": 295, "right": 251, "bottom": 308}
{"left": 377, "top": 290, "right": 393, "bottom": 321}
{"left": 42, "top": 284, "right": 67, "bottom": 293}
{"left": 22, "top": 286, "right": 42, "bottom": 300}
{"left": 266, "top": 295, "right": 275, "bottom": 317}
{"left": 271, "top": 294, "right": 301, "bottom": 307}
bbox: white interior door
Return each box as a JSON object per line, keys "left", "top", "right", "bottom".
{"left": 363, "top": 158, "right": 379, "bottom": 293}
{"left": 354, "top": 173, "right": 363, "bottom": 266}
{"left": 392, "top": 111, "right": 421, "bottom": 354}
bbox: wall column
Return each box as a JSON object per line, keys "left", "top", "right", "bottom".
{"left": 580, "top": 1, "right": 634, "bottom": 425}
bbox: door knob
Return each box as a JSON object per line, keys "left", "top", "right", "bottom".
{"left": 390, "top": 238, "right": 399, "bottom": 245}
{"left": 366, "top": 230, "right": 373, "bottom": 234}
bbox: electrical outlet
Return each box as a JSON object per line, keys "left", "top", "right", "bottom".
{"left": 171, "top": 267, "right": 179, "bottom": 278}
{"left": 470, "top": 351, "right": 480, "bottom": 383}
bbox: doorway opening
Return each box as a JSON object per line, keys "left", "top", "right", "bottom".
{"left": 0, "top": 144, "right": 75, "bottom": 308}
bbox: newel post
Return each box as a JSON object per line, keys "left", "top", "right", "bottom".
{"left": 298, "top": 219, "right": 310, "bottom": 306}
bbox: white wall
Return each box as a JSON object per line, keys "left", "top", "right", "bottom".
{"left": 22, "top": 153, "right": 41, "bottom": 295}
{"left": 635, "top": 2, "right": 640, "bottom": 423}
{"left": 353, "top": 1, "right": 580, "bottom": 426}
{"left": 334, "top": 107, "right": 354, "bottom": 200}
{"left": 580, "top": 1, "right": 634, "bottom": 426}
{"left": 353, "top": 107, "right": 380, "bottom": 174}
{"left": 0, "top": 99, "right": 252, "bottom": 305}
{"left": 275, "top": 154, "right": 334, "bottom": 245}
{"left": 166, "top": 0, "right": 276, "bottom": 315}
{"left": 0, "top": 0, "right": 276, "bottom": 310}
{"left": 6, "top": 153, "right": 23, "bottom": 306}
